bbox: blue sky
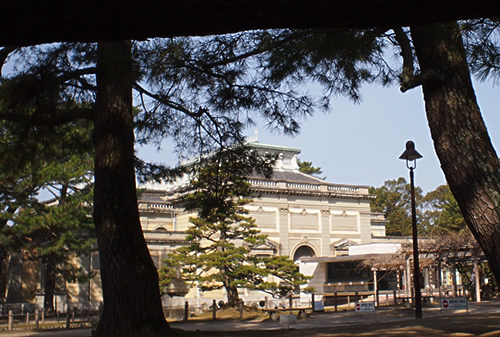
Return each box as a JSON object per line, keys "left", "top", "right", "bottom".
{"left": 138, "top": 79, "right": 499, "bottom": 194}
{"left": 246, "top": 79, "right": 499, "bottom": 193}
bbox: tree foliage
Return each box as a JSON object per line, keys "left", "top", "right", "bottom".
{"left": 0, "top": 117, "right": 95, "bottom": 308}
{"left": 369, "top": 178, "right": 423, "bottom": 236}
{"left": 370, "top": 179, "right": 468, "bottom": 236}
{"left": 297, "top": 159, "right": 324, "bottom": 178}
{"left": 463, "top": 19, "right": 500, "bottom": 84}
{"left": 421, "top": 185, "right": 467, "bottom": 234}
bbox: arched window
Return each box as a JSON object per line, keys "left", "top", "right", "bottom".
{"left": 293, "top": 245, "right": 315, "bottom": 262}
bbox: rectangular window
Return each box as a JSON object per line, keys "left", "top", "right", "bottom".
{"left": 327, "top": 261, "right": 370, "bottom": 283}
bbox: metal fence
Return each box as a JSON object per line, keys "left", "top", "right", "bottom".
{"left": 0, "top": 303, "right": 37, "bottom": 316}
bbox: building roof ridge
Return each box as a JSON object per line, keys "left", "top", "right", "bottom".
{"left": 294, "top": 170, "right": 332, "bottom": 184}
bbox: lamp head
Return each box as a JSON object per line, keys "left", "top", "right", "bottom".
{"left": 399, "top": 141, "right": 422, "bottom": 169}
{"left": 399, "top": 141, "right": 423, "bottom": 161}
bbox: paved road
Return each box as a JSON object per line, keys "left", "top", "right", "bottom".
{"left": 3, "top": 299, "right": 500, "bottom": 336}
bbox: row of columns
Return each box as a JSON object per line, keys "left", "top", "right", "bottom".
{"left": 372, "top": 258, "right": 483, "bottom": 303}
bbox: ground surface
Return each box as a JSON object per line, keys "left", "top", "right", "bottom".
{"left": 191, "top": 311, "right": 500, "bottom": 336}
{"left": 4, "top": 300, "right": 500, "bottom": 336}
{"left": 175, "top": 300, "right": 500, "bottom": 337}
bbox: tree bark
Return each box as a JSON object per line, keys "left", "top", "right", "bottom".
{"left": 2, "top": 0, "right": 500, "bottom": 46}
{"left": 43, "top": 261, "right": 56, "bottom": 312}
{"left": 93, "top": 40, "right": 171, "bottom": 337}
{"left": 225, "top": 283, "right": 240, "bottom": 308}
{"left": 411, "top": 23, "right": 500, "bottom": 285}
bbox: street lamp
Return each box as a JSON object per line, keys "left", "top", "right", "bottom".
{"left": 399, "top": 140, "right": 423, "bottom": 319}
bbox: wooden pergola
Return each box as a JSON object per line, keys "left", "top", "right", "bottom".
{"left": 364, "top": 233, "right": 489, "bottom": 302}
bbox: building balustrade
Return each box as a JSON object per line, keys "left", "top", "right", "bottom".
{"left": 247, "top": 179, "right": 278, "bottom": 187}
{"left": 286, "top": 182, "right": 320, "bottom": 190}
{"left": 327, "top": 185, "right": 360, "bottom": 193}
{"left": 143, "top": 230, "right": 187, "bottom": 242}
{"left": 249, "top": 178, "right": 368, "bottom": 196}
{"left": 138, "top": 202, "right": 174, "bottom": 212}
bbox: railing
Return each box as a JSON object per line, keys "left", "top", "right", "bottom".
{"left": 324, "top": 281, "right": 373, "bottom": 293}
{"left": 249, "top": 179, "right": 365, "bottom": 195}
{"left": 327, "top": 185, "right": 360, "bottom": 193}
{"left": 0, "top": 303, "right": 101, "bottom": 332}
{"left": 138, "top": 202, "right": 174, "bottom": 211}
{"left": 0, "top": 303, "right": 36, "bottom": 315}
{"left": 143, "top": 231, "right": 187, "bottom": 240}
{"left": 286, "top": 182, "right": 320, "bottom": 190}
{"left": 248, "top": 179, "right": 278, "bottom": 187}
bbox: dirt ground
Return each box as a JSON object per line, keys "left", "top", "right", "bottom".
{"left": 191, "top": 311, "right": 500, "bottom": 337}
{"left": 4, "top": 302, "right": 500, "bottom": 337}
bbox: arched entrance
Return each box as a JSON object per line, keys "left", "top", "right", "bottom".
{"left": 293, "top": 245, "right": 316, "bottom": 262}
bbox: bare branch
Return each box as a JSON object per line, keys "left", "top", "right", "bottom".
{"left": 133, "top": 83, "right": 203, "bottom": 118}
{"left": 393, "top": 27, "right": 415, "bottom": 86}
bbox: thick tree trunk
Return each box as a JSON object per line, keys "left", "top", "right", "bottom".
{"left": 225, "top": 284, "right": 240, "bottom": 308}
{"left": 411, "top": 23, "right": 500, "bottom": 285}
{"left": 43, "top": 262, "right": 56, "bottom": 311}
{"left": 92, "top": 40, "right": 171, "bottom": 337}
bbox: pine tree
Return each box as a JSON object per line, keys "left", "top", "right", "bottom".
{"left": 298, "top": 159, "right": 324, "bottom": 179}
{"left": 160, "top": 147, "right": 309, "bottom": 306}
{"left": 0, "top": 118, "right": 95, "bottom": 307}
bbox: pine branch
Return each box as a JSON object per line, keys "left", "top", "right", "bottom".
{"left": 0, "top": 106, "right": 95, "bottom": 126}
{"left": 393, "top": 27, "right": 415, "bottom": 86}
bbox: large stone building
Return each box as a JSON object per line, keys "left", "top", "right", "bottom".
{"left": 5, "top": 141, "right": 482, "bottom": 312}
{"left": 138, "top": 141, "right": 390, "bottom": 306}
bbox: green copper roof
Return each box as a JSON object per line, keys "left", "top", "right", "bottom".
{"left": 247, "top": 141, "right": 301, "bottom": 154}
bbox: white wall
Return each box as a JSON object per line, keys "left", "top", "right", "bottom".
{"left": 349, "top": 243, "right": 401, "bottom": 256}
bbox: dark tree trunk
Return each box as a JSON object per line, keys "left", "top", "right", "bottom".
{"left": 43, "top": 262, "right": 56, "bottom": 311}
{"left": 92, "top": 40, "right": 171, "bottom": 337}
{"left": 0, "top": 254, "right": 5, "bottom": 302}
{"left": 411, "top": 23, "right": 500, "bottom": 285}
{"left": 225, "top": 283, "right": 240, "bottom": 308}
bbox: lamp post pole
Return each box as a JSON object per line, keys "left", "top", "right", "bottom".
{"left": 399, "top": 140, "right": 423, "bottom": 319}
{"left": 409, "top": 164, "right": 423, "bottom": 319}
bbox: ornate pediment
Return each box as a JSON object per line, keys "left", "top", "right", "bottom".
{"left": 331, "top": 239, "right": 357, "bottom": 250}
{"left": 248, "top": 239, "right": 279, "bottom": 256}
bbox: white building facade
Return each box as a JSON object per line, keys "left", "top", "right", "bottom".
{"left": 137, "top": 142, "right": 391, "bottom": 307}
